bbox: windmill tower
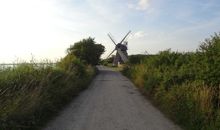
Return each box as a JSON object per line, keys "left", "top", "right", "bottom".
{"left": 106, "top": 31, "right": 131, "bottom": 66}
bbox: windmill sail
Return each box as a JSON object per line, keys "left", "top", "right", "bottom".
{"left": 119, "top": 31, "right": 131, "bottom": 44}
{"left": 117, "top": 48, "right": 128, "bottom": 62}
{"left": 106, "top": 49, "right": 116, "bottom": 59}
{"left": 107, "top": 34, "right": 117, "bottom": 45}
{"left": 107, "top": 31, "right": 131, "bottom": 66}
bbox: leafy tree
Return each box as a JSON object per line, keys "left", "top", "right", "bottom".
{"left": 198, "top": 32, "right": 220, "bottom": 86}
{"left": 67, "top": 37, "right": 105, "bottom": 65}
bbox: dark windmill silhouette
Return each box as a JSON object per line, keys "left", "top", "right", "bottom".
{"left": 106, "top": 31, "right": 131, "bottom": 66}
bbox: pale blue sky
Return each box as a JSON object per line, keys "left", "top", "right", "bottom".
{"left": 0, "top": 0, "right": 220, "bottom": 62}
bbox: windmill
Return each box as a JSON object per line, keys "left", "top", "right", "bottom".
{"left": 106, "top": 31, "right": 131, "bottom": 66}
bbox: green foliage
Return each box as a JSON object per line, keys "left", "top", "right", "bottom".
{"left": 128, "top": 54, "right": 147, "bottom": 64}
{"left": 67, "top": 37, "right": 105, "bottom": 65}
{"left": 100, "top": 56, "right": 114, "bottom": 66}
{"left": 122, "top": 33, "right": 220, "bottom": 130}
{"left": 0, "top": 57, "right": 95, "bottom": 129}
{"left": 198, "top": 32, "right": 220, "bottom": 86}
{"left": 57, "top": 54, "right": 86, "bottom": 77}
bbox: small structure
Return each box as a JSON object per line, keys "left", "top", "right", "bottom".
{"left": 106, "top": 31, "right": 131, "bottom": 66}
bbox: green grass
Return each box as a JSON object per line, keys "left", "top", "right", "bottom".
{"left": 0, "top": 56, "right": 96, "bottom": 130}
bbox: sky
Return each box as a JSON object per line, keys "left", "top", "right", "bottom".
{"left": 0, "top": 0, "right": 220, "bottom": 63}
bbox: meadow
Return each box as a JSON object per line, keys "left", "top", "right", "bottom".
{"left": 122, "top": 33, "right": 220, "bottom": 130}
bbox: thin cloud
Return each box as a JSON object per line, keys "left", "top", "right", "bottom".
{"left": 137, "top": 0, "right": 150, "bottom": 10}
{"left": 130, "top": 31, "right": 148, "bottom": 39}
{"left": 128, "top": 0, "right": 150, "bottom": 11}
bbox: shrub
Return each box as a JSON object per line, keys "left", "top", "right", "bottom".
{"left": 67, "top": 37, "right": 105, "bottom": 65}
{"left": 123, "top": 32, "right": 220, "bottom": 130}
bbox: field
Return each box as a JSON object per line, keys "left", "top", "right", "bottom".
{"left": 122, "top": 33, "right": 220, "bottom": 130}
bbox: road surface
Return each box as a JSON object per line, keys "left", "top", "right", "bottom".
{"left": 43, "top": 66, "right": 181, "bottom": 130}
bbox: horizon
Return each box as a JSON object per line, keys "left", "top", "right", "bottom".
{"left": 0, "top": 0, "right": 220, "bottom": 63}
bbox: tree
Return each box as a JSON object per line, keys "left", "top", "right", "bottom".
{"left": 67, "top": 37, "right": 105, "bottom": 65}
{"left": 198, "top": 32, "right": 220, "bottom": 86}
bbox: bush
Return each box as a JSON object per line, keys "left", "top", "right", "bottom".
{"left": 57, "top": 54, "right": 86, "bottom": 77}
{"left": 123, "top": 33, "right": 220, "bottom": 130}
{"left": 128, "top": 54, "right": 147, "bottom": 64}
{"left": 67, "top": 37, "right": 105, "bottom": 65}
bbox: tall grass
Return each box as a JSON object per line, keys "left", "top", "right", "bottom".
{"left": 122, "top": 33, "right": 220, "bottom": 130}
{"left": 0, "top": 55, "right": 95, "bottom": 130}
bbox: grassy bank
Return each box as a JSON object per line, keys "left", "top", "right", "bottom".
{"left": 122, "top": 33, "right": 220, "bottom": 130}
{"left": 0, "top": 55, "right": 96, "bottom": 130}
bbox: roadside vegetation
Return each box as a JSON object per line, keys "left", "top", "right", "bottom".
{"left": 0, "top": 38, "right": 104, "bottom": 130}
{"left": 122, "top": 33, "right": 220, "bottom": 130}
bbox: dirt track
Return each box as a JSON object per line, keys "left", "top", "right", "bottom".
{"left": 43, "top": 66, "right": 181, "bottom": 130}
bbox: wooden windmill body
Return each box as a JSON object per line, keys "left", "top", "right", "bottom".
{"left": 107, "top": 31, "right": 131, "bottom": 66}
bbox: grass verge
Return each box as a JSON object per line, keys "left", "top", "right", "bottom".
{"left": 0, "top": 57, "right": 96, "bottom": 130}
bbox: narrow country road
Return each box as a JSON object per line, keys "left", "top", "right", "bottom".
{"left": 43, "top": 66, "right": 181, "bottom": 130}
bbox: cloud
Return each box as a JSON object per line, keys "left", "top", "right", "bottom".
{"left": 86, "top": 0, "right": 124, "bottom": 24}
{"left": 130, "top": 31, "right": 148, "bottom": 39}
{"left": 128, "top": 0, "right": 150, "bottom": 11}
{"left": 137, "top": 0, "right": 150, "bottom": 10}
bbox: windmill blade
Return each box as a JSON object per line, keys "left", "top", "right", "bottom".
{"left": 117, "top": 48, "right": 128, "bottom": 62}
{"left": 106, "top": 49, "right": 116, "bottom": 59}
{"left": 119, "top": 30, "right": 131, "bottom": 44}
{"left": 109, "top": 33, "right": 117, "bottom": 43}
{"left": 107, "top": 34, "right": 117, "bottom": 45}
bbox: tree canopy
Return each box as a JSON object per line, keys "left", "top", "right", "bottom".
{"left": 67, "top": 37, "right": 105, "bottom": 65}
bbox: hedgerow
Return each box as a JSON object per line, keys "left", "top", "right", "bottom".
{"left": 123, "top": 32, "right": 220, "bottom": 130}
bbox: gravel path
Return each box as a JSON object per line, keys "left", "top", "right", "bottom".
{"left": 43, "top": 66, "right": 181, "bottom": 130}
